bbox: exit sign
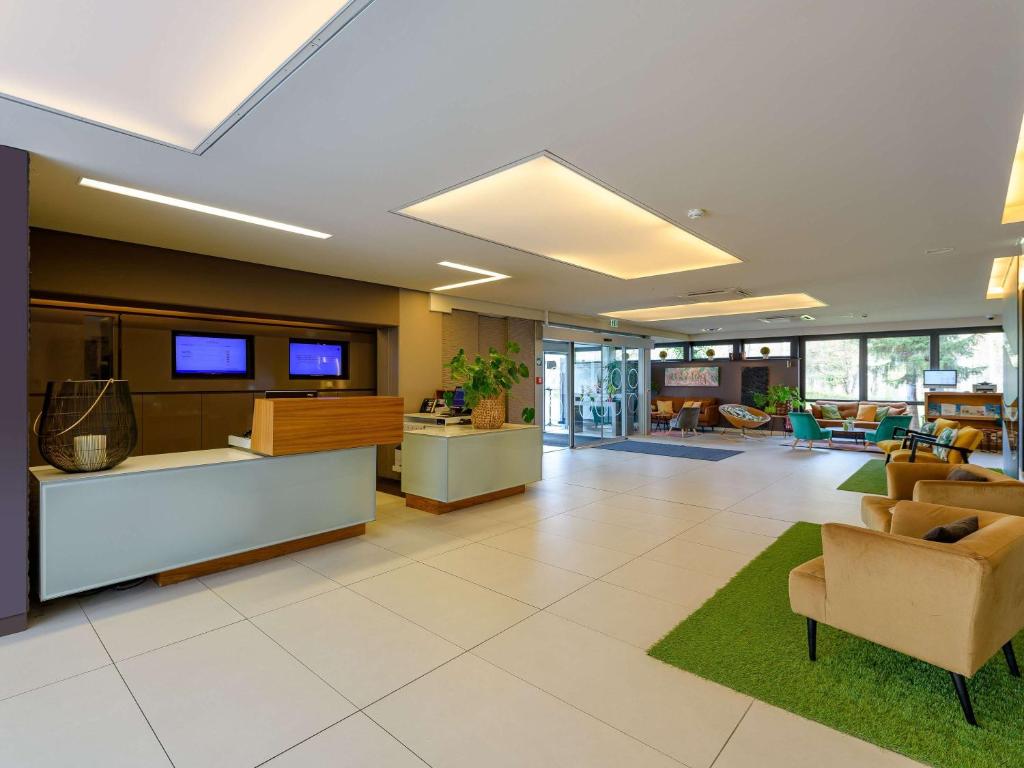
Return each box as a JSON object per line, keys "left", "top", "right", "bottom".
{"left": 609, "top": 318, "right": 619, "bottom": 328}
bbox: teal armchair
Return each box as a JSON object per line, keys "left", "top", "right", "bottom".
{"left": 789, "top": 411, "right": 833, "bottom": 450}
{"left": 864, "top": 414, "right": 912, "bottom": 445}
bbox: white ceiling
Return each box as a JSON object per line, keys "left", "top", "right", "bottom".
{"left": 2, "top": 0, "right": 1023, "bottom": 337}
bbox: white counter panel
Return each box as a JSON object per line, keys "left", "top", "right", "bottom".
{"left": 34, "top": 446, "right": 376, "bottom": 599}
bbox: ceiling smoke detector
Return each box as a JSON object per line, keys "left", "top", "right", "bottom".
{"left": 687, "top": 208, "right": 706, "bottom": 220}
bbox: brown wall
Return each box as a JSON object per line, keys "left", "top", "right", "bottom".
{"left": 652, "top": 359, "right": 799, "bottom": 404}
{"left": 30, "top": 229, "right": 399, "bottom": 327}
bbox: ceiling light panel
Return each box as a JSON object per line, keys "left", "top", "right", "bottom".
{"left": 0, "top": 1, "right": 351, "bottom": 150}
{"left": 987, "top": 255, "right": 1020, "bottom": 299}
{"left": 80, "top": 178, "right": 331, "bottom": 238}
{"left": 398, "top": 154, "right": 741, "bottom": 280}
{"left": 1004, "top": 114, "right": 1024, "bottom": 224}
{"left": 604, "top": 293, "right": 826, "bottom": 322}
{"left": 432, "top": 261, "right": 509, "bottom": 291}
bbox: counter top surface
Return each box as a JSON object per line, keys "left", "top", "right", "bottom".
{"left": 31, "top": 447, "right": 260, "bottom": 484}
{"left": 402, "top": 423, "right": 540, "bottom": 439}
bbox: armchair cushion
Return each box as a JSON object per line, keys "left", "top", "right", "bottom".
{"left": 922, "top": 515, "right": 979, "bottom": 543}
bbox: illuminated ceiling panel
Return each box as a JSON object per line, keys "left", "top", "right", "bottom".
{"left": 397, "top": 153, "right": 741, "bottom": 280}
{"left": 0, "top": 1, "right": 354, "bottom": 150}
{"left": 1004, "top": 115, "right": 1024, "bottom": 224}
{"left": 604, "top": 293, "right": 826, "bottom": 322}
{"left": 987, "top": 255, "right": 1020, "bottom": 299}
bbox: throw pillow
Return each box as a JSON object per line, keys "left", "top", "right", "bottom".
{"left": 922, "top": 516, "right": 979, "bottom": 544}
{"left": 933, "top": 417, "right": 959, "bottom": 435}
{"left": 656, "top": 400, "right": 674, "bottom": 415}
{"left": 874, "top": 406, "right": 891, "bottom": 422}
{"left": 932, "top": 427, "right": 958, "bottom": 461}
{"left": 820, "top": 403, "right": 842, "bottom": 420}
{"left": 919, "top": 421, "right": 937, "bottom": 436}
{"left": 856, "top": 404, "right": 877, "bottom": 421}
{"left": 946, "top": 467, "right": 988, "bottom": 482}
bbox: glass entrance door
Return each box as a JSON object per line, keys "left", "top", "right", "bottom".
{"left": 541, "top": 341, "right": 571, "bottom": 449}
{"left": 573, "top": 343, "right": 626, "bottom": 446}
{"left": 623, "top": 347, "right": 643, "bottom": 436}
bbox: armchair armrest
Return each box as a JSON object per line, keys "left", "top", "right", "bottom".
{"left": 914, "top": 482, "right": 1024, "bottom": 516}
{"left": 821, "top": 523, "right": 985, "bottom": 674}
{"left": 889, "top": 500, "right": 1004, "bottom": 537}
{"left": 885, "top": 462, "right": 952, "bottom": 499}
{"left": 907, "top": 433, "right": 973, "bottom": 463}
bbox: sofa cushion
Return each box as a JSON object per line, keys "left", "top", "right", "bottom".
{"left": 922, "top": 515, "right": 979, "bottom": 543}
{"left": 874, "top": 405, "right": 890, "bottom": 421}
{"left": 656, "top": 400, "right": 674, "bottom": 415}
{"left": 932, "top": 428, "right": 957, "bottom": 461}
{"left": 809, "top": 403, "right": 823, "bottom": 419}
{"left": 947, "top": 466, "right": 990, "bottom": 482}
{"left": 856, "top": 404, "right": 878, "bottom": 421}
{"left": 820, "top": 403, "right": 842, "bottom": 420}
{"left": 933, "top": 417, "right": 959, "bottom": 435}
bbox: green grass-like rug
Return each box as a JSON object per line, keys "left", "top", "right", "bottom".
{"left": 836, "top": 458, "right": 888, "bottom": 494}
{"left": 649, "top": 522, "right": 1024, "bottom": 768}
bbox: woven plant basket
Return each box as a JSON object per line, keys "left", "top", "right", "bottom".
{"left": 471, "top": 396, "right": 506, "bottom": 430}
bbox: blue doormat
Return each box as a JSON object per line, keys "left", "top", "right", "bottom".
{"left": 595, "top": 440, "right": 742, "bottom": 461}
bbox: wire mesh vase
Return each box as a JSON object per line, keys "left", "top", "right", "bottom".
{"left": 36, "top": 379, "right": 137, "bottom": 473}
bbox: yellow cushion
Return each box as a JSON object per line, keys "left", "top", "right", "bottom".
{"left": 656, "top": 400, "right": 674, "bottom": 414}
{"left": 856, "top": 404, "right": 877, "bottom": 421}
{"left": 945, "top": 427, "right": 983, "bottom": 464}
{"left": 933, "top": 417, "right": 959, "bottom": 435}
{"left": 683, "top": 401, "right": 701, "bottom": 409}
{"left": 890, "top": 449, "right": 945, "bottom": 464}
{"left": 877, "top": 439, "right": 905, "bottom": 454}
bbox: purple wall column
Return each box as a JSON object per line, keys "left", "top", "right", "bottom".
{"left": 0, "top": 146, "right": 28, "bottom": 635}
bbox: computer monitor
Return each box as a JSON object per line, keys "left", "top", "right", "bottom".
{"left": 289, "top": 339, "right": 349, "bottom": 379}
{"left": 923, "top": 369, "right": 958, "bottom": 388}
{"left": 172, "top": 331, "right": 254, "bottom": 378}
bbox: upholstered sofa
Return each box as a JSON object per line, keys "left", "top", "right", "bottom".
{"left": 652, "top": 397, "right": 719, "bottom": 428}
{"left": 807, "top": 400, "right": 910, "bottom": 429}
{"left": 861, "top": 462, "right": 1024, "bottom": 533}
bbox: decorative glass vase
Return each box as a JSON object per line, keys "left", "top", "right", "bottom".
{"left": 36, "top": 379, "right": 137, "bottom": 472}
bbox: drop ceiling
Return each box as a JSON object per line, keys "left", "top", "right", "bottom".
{"left": 2, "top": 0, "right": 1023, "bottom": 336}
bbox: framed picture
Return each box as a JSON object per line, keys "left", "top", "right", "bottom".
{"left": 665, "top": 366, "right": 720, "bottom": 387}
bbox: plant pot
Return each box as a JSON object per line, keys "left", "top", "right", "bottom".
{"left": 471, "top": 396, "right": 505, "bottom": 430}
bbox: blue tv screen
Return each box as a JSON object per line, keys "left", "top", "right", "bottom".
{"left": 289, "top": 339, "right": 349, "bottom": 379}
{"left": 172, "top": 332, "right": 253, "bottom": 377}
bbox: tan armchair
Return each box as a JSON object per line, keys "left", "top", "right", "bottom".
{"left": 861, "top": 462, "right": 1024, "bottom": 532}
{"left": 790, "top": 504, "right": 1024, "bottom": 724}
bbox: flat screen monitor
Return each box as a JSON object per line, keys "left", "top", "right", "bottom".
{"left": 923, "top": 369, "right": 958, "bottom": 388}
{"left": 172, "top": 331, "right": 253, "bottom": 378}
{"left": 289, "top": 339, "right": 349, "bottom": 379}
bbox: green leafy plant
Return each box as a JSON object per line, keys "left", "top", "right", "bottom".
{"left": 521, "top": 407, "right": 536, "bottom": 424}
{"left": 752, "top": 384, "right": 803, "bottom": 413}
{"left": 445, "top": 341, "right": 530, "bottom": 409}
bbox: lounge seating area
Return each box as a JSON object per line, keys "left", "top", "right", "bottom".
{"left": 806, "top": 400, "right": 912, "bottom": 429}
{"left": 651, "top": 397, "right": 720, "bottom": 431}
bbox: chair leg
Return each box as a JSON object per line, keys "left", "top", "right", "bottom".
{"left": 806, "top": 618, "right": 817, "bottom": 661}
{"left": 1004, "top": 641, "right": 1021, "bottom": 677}
{"left": 949, "top": 672, "right": 978, "bottom": 726}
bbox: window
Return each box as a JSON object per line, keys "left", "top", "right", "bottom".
{"left": 743, "top": 340, "right": 792, "bottom": 358}
{"left": 653, "top": 345, "right": 686, "bottom": 361}
{"left": 691, "top": 343, "right": 733, "bottom": 360}
{"left": 939, "top": 332, "right": 1005, "bottom": 392}
{"left": 867, "top": 336, "right": 930, "bottom": 402}
{"left": 804, "top": 338, "right": 859, "bottom": 400}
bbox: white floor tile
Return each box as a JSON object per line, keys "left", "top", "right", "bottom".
{"left": 350, "top": 563, "right": 535, "bottom": 648}
{"left": 602, "top": 556, "right": 732, "bottom": 607}
{"left": 675, "top": 522, "right": 777, "bottom": 556}
{"left": 200, "top": 557, "right": 339, "bottom": 618}
{"left": 364, "top": 520, "right": 471, "bottom": 559}
{"left": 567, "top": 501, "right": 699, "bottom": 536}
{"left": 291, "top": 538, "right": 412, "bottom": 585}
{"left": 597, "top": 493, "right": 719, "bottom": 522}
{"left": 264, "top": 713, "right": 426, "bottom": 767}
{"left": 253, "top": 588, "right": 461, "bottom": 707}
{"left": 561, "top": 468, "right": 657, "bottom": 493}
{"left": 475, "top": 612, "right": 750, "bottom": 768}
{"left": 547, "top": 579, "right": 686, "bottom": 648}
{"left": 481, "top": 527, "right": 635, "bottom": 577}
{"left": 713, "top": 700, "right": 925, "bottom": 767}
{"left": 705, "top": 510, "right": 794, "bottom": 537}
{"left": 425, "top": 543, "right": 591, "bottom": 608}
{"left": 119, "top": 622, "right": 353, "bottom": 768}
{"left": 81, "top": 580, "right": 242, "bottom": 661}
{"left": 644, "top": 538, "right": 755, "bottom": 578}
{"left": 0, "top": 666, "right": 170, "bottom": 768}
{"left": 532, "top": 513, "right": 669, "bottom": 554}
{"left": 366, "top": 653, "right": 679, "bottom": 768}
{"left": 0, "top": 600, "right": 110, "bottom": 700}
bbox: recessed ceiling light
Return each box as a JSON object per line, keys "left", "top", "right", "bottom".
{"left": 78, "top": 178, "right": 332, "bottom": 238}
{"left": 432, "top": 261, "right": 509, "bottom": 291}
{"left": 987, "top": 255, "right": 1020, "bottom": 299}
{"left": 396, "top": 153, "right": 741, "bottom": 280}
{"left": 700, "top": 327, "right": 722, "bottom": 332}
{"left": 603, "top": 293, "right": 826, "bottom": 322}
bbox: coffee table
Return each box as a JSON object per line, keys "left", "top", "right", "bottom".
{"left": 830, "top": 428, "right": 867, "bottom": 450}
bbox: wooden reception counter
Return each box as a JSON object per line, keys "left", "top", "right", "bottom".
{"left": 32, "top": 396, "right": 403, "bottom": 599}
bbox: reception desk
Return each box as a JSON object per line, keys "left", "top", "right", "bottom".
{"left": 32, "top": 396, "right": 403, "bottom": 599}
{"left": 401, "top": 424, "right": 542, "bottom": 513}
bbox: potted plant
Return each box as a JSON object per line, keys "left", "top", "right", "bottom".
{"left": 760, "top": 345, "right": 771, "bottom": 359}
{"left": 658, "top": 349, "right": 668, "bottom": 360}
{"left": 705, "top": 348, "right": 716, "bottom": 360}
{"left": 445, "top": 341, "right": 531, "bottom": 430}
{"left": 752, "top": 384, "right": 803, "bottom": 415}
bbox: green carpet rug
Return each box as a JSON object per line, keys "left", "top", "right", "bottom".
{"left": 649, "top": 523, "right": 1024, "bottom": 768}
{"left": 836, "top": 459, "right": 888, "bottom": 494}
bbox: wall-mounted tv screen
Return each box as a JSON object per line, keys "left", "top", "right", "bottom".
{"left": 172, "top": 331, "right": 254, "bottom": 378}
{"left": 289, "top": 339, "right": 349, "bottom": 379}
{"left": 665, "top": 365, "right": 720, "bottom": 387}
{"left": 923, "top": 369, "right": 958, "bottom": 387}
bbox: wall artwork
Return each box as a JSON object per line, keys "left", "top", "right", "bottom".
{"left": 665, "top": 366, "right": 720, "bottom": 387}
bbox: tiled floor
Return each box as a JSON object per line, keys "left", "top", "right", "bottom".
{"left": 5, "top": 433, "right": 996, "bottom": 767}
